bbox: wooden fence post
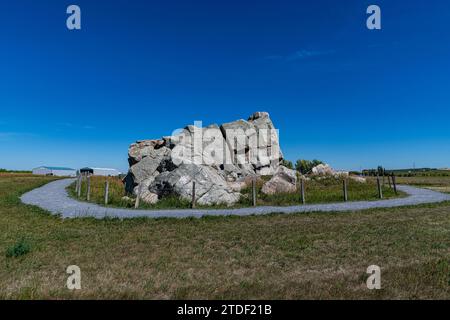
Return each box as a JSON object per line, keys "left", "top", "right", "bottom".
{"left": 86, "top": 175, "right": 91, "bottom": 201}
{"left": 104, "top": 180, "right": 109, "bottom": 205}
{"left": 252, "top": 178, "right": 257, "bottom": 207}
{"left": 75, "top": 175, "right": 80, "bottom": 194}
{"left": 77, "top": 175, "right": 82, "bottom": 198}
{"left": 388, "top": 174, "right": 392, "bottom": 189}
{"left": 191, "top": 181, "right": 196, "bottom": 209}
{"left": 135, "top": 184, "right": 141, "bottom": 209}
{"left": 377, "top": 175, "right": 383, "bottom": 199}
{"left": 343, "top": 179, "right": 348, "bottom": 202}
{"left": 392, "top": 173, "right": 398, "bottom": 195}
{"left": 300, "top": 178, "right": 305, "bottom": 204}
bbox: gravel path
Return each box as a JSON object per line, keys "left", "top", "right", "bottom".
{"left": 21, "top": 179, "right": 450, "bottom": 219}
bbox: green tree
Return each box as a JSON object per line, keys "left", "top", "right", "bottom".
{"left": 295, "top": 159, "right": 308, "bottom": 174}
{"left": 295, "top": 159, "right": 324, "bottom": 174}
{"left": 312, "top": 159, "right": 324, "bottom": 167}
{"left": 281, "top": 159, "right": 294, "bottom": 169}
{"left": 377, "top": 166, "right": 384, "bottom": 176}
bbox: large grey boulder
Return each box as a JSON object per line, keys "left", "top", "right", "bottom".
{"left": 220, "top": 112, "right": 282, "bottom": 176}
{"left": 169, "top": 124, "right": 230, "bottom": 170}
{"left": 149, "top": 164, "right": 241, "bottom": 206}
{"left": 130, "top": 147, "right": 170, "bottom": 182}
{"left": 124, "top": 112, "right": 285, "bottom": 205}
{"left": 128, "top": 139, "right": 166, "bottom": 165}
{"left": 125, "top": 144, "right": 171, "bottom": 195}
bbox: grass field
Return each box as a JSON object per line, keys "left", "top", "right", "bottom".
{"left": 1, "top": 173, "right": 450, "bottom": 299}
{"left": 396, "top": 176, "right": 450, "bottom": 194}
{"left": 67, "top": 175, "right": 401, "bottom": 209}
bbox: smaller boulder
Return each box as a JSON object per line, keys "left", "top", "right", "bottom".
{"left": 227, "top": 181, "right": 248, "bottom": 192}
{"left": 140, "top": 191, "right": 159, "bottom": 204}
{"left": 349, "top": 175, "right": 367, "bottom": 183}
{"left": 311, "top": 163, "right": 349, "bottom": 178}
{"left": 261, "top": 166, "right": 297, "bottom": 195}
{"left": 311, "top": 164, "right": 335, "bottom": 176}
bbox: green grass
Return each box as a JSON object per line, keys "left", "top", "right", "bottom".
{"left": 396, "top": 176, "right": 450, "bottom": 194}
{"left": 68, "top": 175, "right": 402, "bottom": 209}
{"left": 0, "top": 169, "right": 32, "bottom": 174}
{"left": 1, "top": 173, "right": 450, "bottom": 299}
{"left": 390, "top": 169, "right": 450, "bottom": 177}
{"left": 67, "top": 176, "right": 193, "bottom": 209}
{"left": 5, "top": 239, "right": 31, "bottom": 258}
{"left": 241, "top": 177, "right": 401, "bottom": 206}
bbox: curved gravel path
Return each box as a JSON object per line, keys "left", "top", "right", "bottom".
{"left": 21, "top": 178, "right": 450, "bottom": 219}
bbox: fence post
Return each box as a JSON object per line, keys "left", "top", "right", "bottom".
{"left": 86, "top": 175, "right": 91, "bottom": 201}
{"left": 191, "top": 181, "right": 196, "bottom": 209}
{"left": 252, "top": 178, "right": 257, "bottom": 207}
{"left": 388, "top": 174, "right": 392, "bottom": 189}
{"left": 377, "top": 175, "right": 383, "bottom": 199}
{"left": 104, "top": 180, "right": 109, "bottom": 205}
{"left": 300, "top": 178, "right": 305, "bottom": 204}
{"left": 343, "top": 179, "right": 348, "bottom": 202}
{"left": 75, "top": 174, "right": 80, "bottom": 194}
{"left": 392, "top": 173, "right": 398, "bottom": 195}
{"left": 77, "top": 175, "right": 82, "bottom": 198}
{"left": 135, "top": 184, "right": 141, "bottom": 209}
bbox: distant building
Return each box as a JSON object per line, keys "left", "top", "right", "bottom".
{"left": 32, "top": 166, "right": 77, "bottom": 177}
{"left": 79, "top": 167, "right": 94, "bottom": 175}
{"left": 79, "top": 167, "right": 121, "bottom": 176}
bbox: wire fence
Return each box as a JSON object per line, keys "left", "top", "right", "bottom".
{"left": 74, "top": 173, "right": 398, "bottom": 209}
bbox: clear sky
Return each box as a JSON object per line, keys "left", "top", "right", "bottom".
{"left": 1, "top": 0, "right": 449, "bottom": 172}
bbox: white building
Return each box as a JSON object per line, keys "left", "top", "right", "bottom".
{"left": 79, "top": 167, "right": 121, "bottom": 176}
{"left": 32, "top": 166, "right": 77, "bottom": 177}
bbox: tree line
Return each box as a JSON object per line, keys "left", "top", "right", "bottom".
{"left": 281, "top": 159, "right": 324, "bottom": 174}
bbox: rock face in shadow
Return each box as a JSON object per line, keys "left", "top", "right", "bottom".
{"left": 149, "top": 164, "right": 241, "bottom": 206}
{"left": 124, "top": 112, "right": 285, "bottom": 205}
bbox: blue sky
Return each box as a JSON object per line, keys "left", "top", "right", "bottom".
{"left": 1, "top": 0, "right": 449, "bottom": 172}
